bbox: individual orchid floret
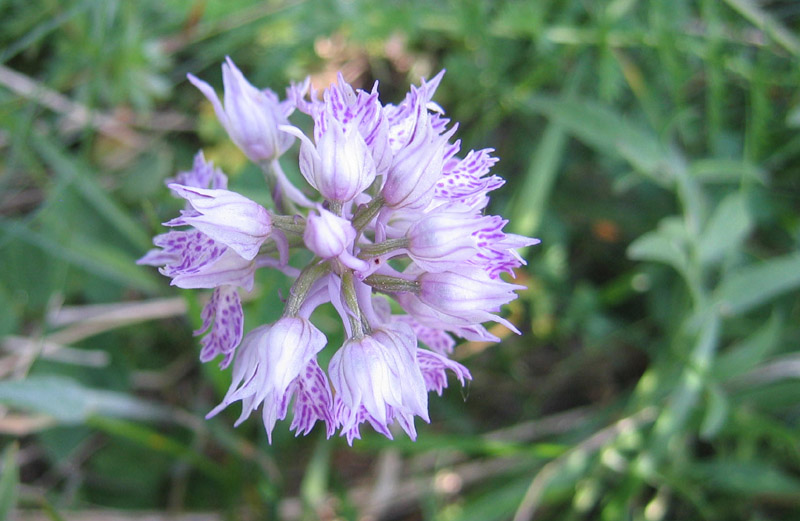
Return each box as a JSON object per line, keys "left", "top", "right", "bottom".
{"left": 187, "top": 57, "right": 294, "bottom": 162}
{"left": 382, "top": 102, "right": 456, "bottom": 209}
{"left": 138, "top": 230, "right": 255, "bottom": 291}
{"left": 416, "top": 269, "right": 525, "bottom": 333}
{"left": 404, "top": 208, "right": 490, "bottom": 272}
{"left": 167, "top": 151, "right": 228, "bottom": 191}
{"left": 303, "top": 206, "right": 369, "bottom": 272}
{"left": 434, "top": 148, "right": 504, "bottom": 208}
{"left": 471, "top": 218, "right": 541, "bottom": 278}
{"left": 207, "top": 316, "right": 329, "bottom": 440}
{"left": 329, "top": 323, "right": 428, "bottom": 443}
{"left": 166, "top": 184, "right": 272, "bottom": 261}
{"left": 290, "top": 74, "right": 392, "bottom": 176}
{"left": 281, "top": 118, "right": 376, "bottom": 203}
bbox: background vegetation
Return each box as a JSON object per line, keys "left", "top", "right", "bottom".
{"left": 1, "top": 0, "right": 800, "bottom": 520}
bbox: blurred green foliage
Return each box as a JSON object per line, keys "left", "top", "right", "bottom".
{"left": 1, "top": 0, "right": 800, "bottom": 520}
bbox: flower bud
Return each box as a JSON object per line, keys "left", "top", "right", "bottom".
{"left": 304, "top": 207, "right": 355, "bottom": 259}
{"left": 187, "top": 57, "right": 294, "bottom": 161}
{"left": 303, "top": 206, "right": 369, "bottom": 272}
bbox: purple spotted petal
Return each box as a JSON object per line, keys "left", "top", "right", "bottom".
{"left": 195, "top": 286, "right": 244, "bottom": 368}
{"left": 417, "top": 349, "right": 472, "bottom": 395}
{"left": 289, "top": 359, "right": 335, "bottom": 437}
{"left": 394, "top": 315, "right": 456, "bottom": 355}
{"left": 166, "top": 150, "right": 228, "bottom": 191}
{"left": 139, "top": 230, "right": 255, "bottom": 290}
{"left": 435, "top": 148, "right": 505, "bottom": 207}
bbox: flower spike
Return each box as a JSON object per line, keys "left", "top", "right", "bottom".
{"left": 140, "top": 65, "right": 537, "bottom": 443}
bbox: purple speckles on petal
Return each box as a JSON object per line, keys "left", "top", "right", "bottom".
{"left": 195, "top": 286, "right": 244, "bottom": 368}
{"left": 417, "top": 349, "right": 472, "bottom": 396}
{"left": 289, "top": 359, "right": 334, "bottom": 437}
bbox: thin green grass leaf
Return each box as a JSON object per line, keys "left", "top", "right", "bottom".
{"left": 0, "top": 1, "right": 89, "bottom": 63}
{"left": 87, "top": 416, "right": 223, "bottom": 480}
{"left": 0, "top": 219, "right": 161, "bottom": 293}
{"left": 300, "top": 435, "right": 332, "bottom": 512}
{"left": 0, "top": 375, "right": 172, "bottom": 425}
{"left": 723, "top": 0, "right": 800, "bottom": 56}
{"left": 0, "top": 443, "right": 18, "bottom": 521}
{"left": 33, "top": 137, "right": 152, "bottom": 251}
{"left": 691, "top": 460, "right": 800, "bottom": 498}
{"left": 690, "top": 158, "right": 767, "bottom": 185}
{"left": 450, "top": 474, "right": 531, "bottom": 521}
{"left": 509, "top": 60, "right": 584, "bottom": 238}
{"left": 524, "top": 95, "right": 673, "bottom": 183}
{"left": 508, "top": 116, "right": 567, "bottom": 239}
{"left": 699, "top": 383, "right": 729, "bottom": 439}
{"left": 651, "top": 315, "right": 720, "bottom": 454}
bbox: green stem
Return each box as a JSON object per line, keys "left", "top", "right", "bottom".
{"left": 284, "top": 261, "right": 331, "bottom": 317}
{"left": 363, "top": 274, "right": 420, "bottom": 294}
{"left": 358, "top": 238, "right": 409, "bottom": 258}
{"left": 271, "top": 214, "right": 306, "bottom": 235}
{"left": 351, "top": 195, "right": 385, "bottom": 232}
{"left": 341, "top": 271, "right": 365, "bottom": 338}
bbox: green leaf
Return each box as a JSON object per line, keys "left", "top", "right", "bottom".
{"left": 690, "top": 158, "right": 767, "bottom": 185}
{"left": 509, "top": 57, "right": 584, "bottom": 239}
{"left": 508, "top": 113, "right": 568, "bottom": 239}
{"left": 300, "top": 435, "right": 332, "bottom": 511}
{"left": 698, "top": 193, "right": 752, "bottom": 266}
{"left": 524, "top": 95, "right": 674, "bottom": 183}
{"left": 33, "top": 137, "right": 153, "bottom": 252}
{"left": 627, "top": 217, "right": 689, "bottom": 276}
{"left": 0, "top": 219, "right": 162, "bottom": 293}
{"left": 691, "top": 460, "right": 800, "bottom": 498}
{"left": 714, "top": 253, "right": 800, "bottom": 316}
{"left": 723, "top": 0, "right": 800, "bottom": 57}
{"left": 0, "top": 443, "right": 18, "bottom": 521}
{"left": 449, "top": 474, "right": 531, "bottom": 521}
{"left": 88, "top": 417, "right": 223, "bottom": 480}
{"left": 714, "top": 312, "right": 782, "bottom": 380}
{"left": 0, "top": 376, "right": 172, "bottom": 425}
{"left": 699, "top": 383, "right": 729, "bottom": 439}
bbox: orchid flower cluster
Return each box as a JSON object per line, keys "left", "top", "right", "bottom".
{"left": 139, "top": 57, "right": 538, "bottom": 444}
